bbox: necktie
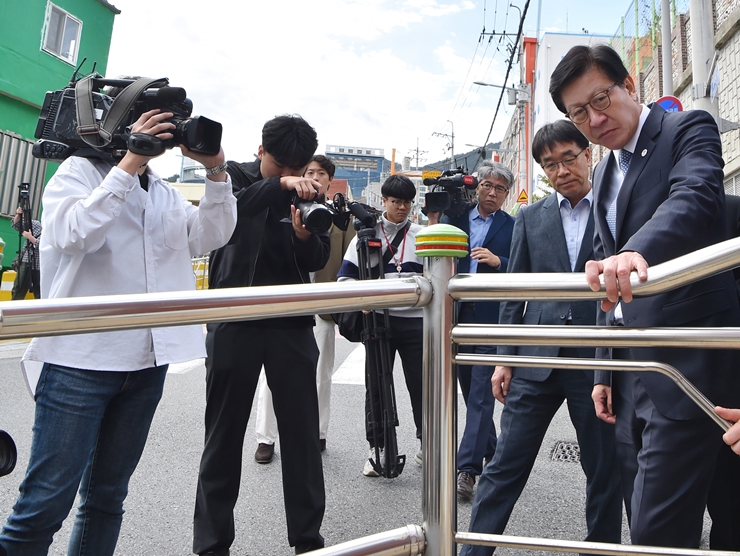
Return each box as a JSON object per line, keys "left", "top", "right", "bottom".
{"left": 619, "top": 149, "right": 632, "bottom": 175}
{"left": 607, "top": 150, "right": 631, "bottom": 239}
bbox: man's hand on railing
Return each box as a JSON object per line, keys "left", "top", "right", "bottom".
{"left": 592, "top": 384, "right": 616, "bottom": 424}
{"left": 492, "top": 365, "right": 512, "bottom": 404}
{"left": 585, "top": 251, "right": 649, "bottom": 312}
{"left": 715, "top": 406, "right": 740, "bottom": 455}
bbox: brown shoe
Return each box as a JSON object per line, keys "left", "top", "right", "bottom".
{"left": 457, "top": 471, "right": 475, "bottom": 502}
{"left": 254, "top": 442, "right": 274, "bottom": 464}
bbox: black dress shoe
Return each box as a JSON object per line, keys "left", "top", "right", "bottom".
{"left": 457, "top": 471, "right": 475, "bottom": 502}
{"left": 199, "top": 550, "right": 229, "bottom": 556}
{"left": 254, "top": 442, "right": 274, "bottom": 463}
{"left": 295, "top": 536, "right": 325, "bottom": 554}
{"left": 319, "top": 438, "right": 326, "bottom": 452}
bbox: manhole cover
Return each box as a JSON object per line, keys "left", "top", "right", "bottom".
{"left": 551, "top": 440, "right": 581, "bottom": 463}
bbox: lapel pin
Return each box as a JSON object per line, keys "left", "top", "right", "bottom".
{"left": 641, "top": 149, "right": 647, "bottom": 157}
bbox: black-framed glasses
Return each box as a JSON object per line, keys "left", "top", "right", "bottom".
{"left": 541, "top": 147, "right": 587, "bottom": 174}
{"left": 478, "top": 182, "right": 509, "bottom": 194}
{"left": 385, "top": 198, "right": 412, "bottom": 207}
{"left": 565, "top": 83, "right": 619, "bottom": 124}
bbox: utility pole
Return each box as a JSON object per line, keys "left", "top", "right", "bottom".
{"left": 689, "top": 0, "right": 718, "bottom": 122}
{"left": 408, "top": 138, "right": 427, "bottom": 171}
{"left": 432, "top": 121, "right": 455, "bottom": 170}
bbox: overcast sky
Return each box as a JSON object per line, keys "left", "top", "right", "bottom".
{"left": 105, "top": 0, "right": 631, "bottom": 177}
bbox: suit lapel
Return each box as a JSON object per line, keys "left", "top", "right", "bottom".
{"left": 542, "top": 194, "right": 572, "bottom": 272}
{"left": 482, "top": 209, "right": 506, "bottom": 246}
{"left": 593, "top": 156, "right": 616, "bottom": 255}
{"left": 615, "top": 105, "right": 663, "bottom": 242}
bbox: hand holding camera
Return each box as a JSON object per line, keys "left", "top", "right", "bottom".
{"left": 118, "top": 109, "right": 175, "bottom": 175}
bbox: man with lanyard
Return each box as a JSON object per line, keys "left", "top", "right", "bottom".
{"left": 428, "top": 160, "right": 515, "bottom": 502}
{"left": 337, "top": 174, "right": 425, "bottom": 476}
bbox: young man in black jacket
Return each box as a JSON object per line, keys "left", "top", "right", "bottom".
{"left": 193, "top": 115, "right": 330, "bottom": 556}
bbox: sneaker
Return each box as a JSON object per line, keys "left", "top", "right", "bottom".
{"left": 457, "top": 471, "right": 475, "bottom": 502}
{"left": 254, "top": 442, "right": 274, "bottom": 464}
{"left": 363, "top": 448, "right": 384, "bottom": 477}
{"left": 414, "top": 448, "right": 422, "bottom": 465}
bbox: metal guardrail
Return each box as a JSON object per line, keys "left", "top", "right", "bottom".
{"left": 3, "top": 234, "right": 740, "bottom": 555}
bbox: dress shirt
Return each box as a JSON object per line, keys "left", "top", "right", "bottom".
{"left": 468, "top": 205, "right": 497, "bottom": 273}
{"left": 21, "top": 156, "right": 237, "bottom": 394}
{"left": 606, "top": 104, "right": 650, "bottom": 322}
{"left": 556, "top": 189, "right": 593, "bottom": 271}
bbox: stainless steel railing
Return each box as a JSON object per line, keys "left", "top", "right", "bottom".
{"left": 3, "top": 234, "right": 740, "bottom": 556}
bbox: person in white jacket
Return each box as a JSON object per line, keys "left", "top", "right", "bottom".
{"left": 0, "top": 106, "right": 237, "bottom": 556}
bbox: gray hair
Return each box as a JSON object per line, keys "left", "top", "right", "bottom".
{"left": 477, "top": 160, "right": 514, "bottom": 190}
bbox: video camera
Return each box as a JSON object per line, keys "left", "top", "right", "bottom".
{"left": 294, "top": 192, "right": 379, "bottom": 235}
{"left": 32, "top": 61, "right": 221, "bottom": 162}
{"left": 423, "top": 167, "right": 478, "bottom": 218}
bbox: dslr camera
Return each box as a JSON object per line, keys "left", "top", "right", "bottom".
{"left": 293, "top": 192, "right": 379, "bottom": 235}
{"left": 423, "top": 167, "right": 478, "bottom": 218}
{"left": 32, "top": 63, "right": 221, "bottom": 162}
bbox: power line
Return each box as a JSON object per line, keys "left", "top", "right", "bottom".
{"left": 474, "top": 0, "right": 531, "bottom": 168}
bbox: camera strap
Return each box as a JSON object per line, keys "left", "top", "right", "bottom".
{"left": 75, "top": 76, "right": 169, "bottom": 148}
{"left": 381, "top": 221, "right": 411, "bottom": 268}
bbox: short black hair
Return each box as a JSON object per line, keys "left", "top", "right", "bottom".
{"left": 309, "top": 154, "right": 336, "bottom": 179}
{"left": 549, "top": 44, "right": 630, "bottom": 114}
{"left": 262, "top": 114, "right": 318, "bottom": 169}
{"left": 532, "top": 120, "right": 590, "bottom": 164}
{"left": 381, "top": 175, "right": 416, "bottom": 200}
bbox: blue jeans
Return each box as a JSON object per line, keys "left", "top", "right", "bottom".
{"left": 0, "top": 362, "right": 167, "bottom": 556}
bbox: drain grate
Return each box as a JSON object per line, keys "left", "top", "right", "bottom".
{"left": 551, "top": 440, "right": 581, "bottom": 463}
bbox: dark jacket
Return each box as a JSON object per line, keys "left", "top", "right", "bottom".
{"left": 592, "top": 105, "right": 740, "bottom": 418}
{"left": 497, "top": 193, "right": 596, "bottom": 379}
{"left": 208, "top": 159, "right": 331, "bottom": 326}
{"left": 443, "top": 203, "right": 515, "bottom": 324}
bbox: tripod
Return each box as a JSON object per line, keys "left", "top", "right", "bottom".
{"left": 355, "top": 226, "right": 406, "bottom": 478}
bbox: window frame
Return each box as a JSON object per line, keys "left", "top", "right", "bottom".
{"left": 42, "top": 2, "right": 82, "bottom": 65}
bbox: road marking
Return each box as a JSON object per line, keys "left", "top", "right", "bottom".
{"left": 168, "top": 358, "right": 205, "bottom": 374}
{"left": 332, "top": 344, "right": 366, "bottom": 385}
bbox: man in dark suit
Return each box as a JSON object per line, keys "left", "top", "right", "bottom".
{"left": 429, "top": 160, "right": 515, "bottom": 502}
{"left": 461, "top": 120, "right": 622, "bottom": 555}
{"left": 550, "top": 44, "right": 740, "bottom": 548}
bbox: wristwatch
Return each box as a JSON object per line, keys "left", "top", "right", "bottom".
{"left": 205, "top": 161, "right": 228, "bottom": 176}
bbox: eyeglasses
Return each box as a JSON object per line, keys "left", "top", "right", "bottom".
{"left": 541, "top": 147, "right": 587, "bottom": 174}
{"left": 385, "top": 198, "right": 412, "bottom": 207}
{"left": 478, "top": 182, "right": 509, "bottom": 195}
{"left": 565, "top": 83, "right": 619, "bottom": 124}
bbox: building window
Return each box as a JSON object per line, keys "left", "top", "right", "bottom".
{"left": 348, "top": 149, "right": 354, "bottom": 153}
{"left": 339, "top": 148, "right": 344, "bottom": 153}
{"left": 42, "top": 2, "right": 82, "bottom": 64}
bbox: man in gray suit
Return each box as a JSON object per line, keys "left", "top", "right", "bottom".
{"left": 461, "top": 120, "right": 622, "bottom": 556}
{"left": 551, "top": 44, "right": 740, "bottom": 548}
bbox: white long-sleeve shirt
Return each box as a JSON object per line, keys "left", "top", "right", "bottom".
{"left": 21, "top": 156, "right": 237, "bottom": 393}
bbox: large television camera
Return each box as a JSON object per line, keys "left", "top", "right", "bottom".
{"left": 32, "top": 63, "right": 221, "bottom": 162}
{"left": 423, "top": 167, "right": 478, "bottom": 218}
{"left": 0, "top": 431, "right": 17, "bottom": 477}
{"left": 294, "top": 192, "right": 379, "bottom": 235}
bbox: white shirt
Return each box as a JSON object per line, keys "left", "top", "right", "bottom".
{"left": 337, "top": 214, "right": 424, "bottom": 318}
{"left": 21, "top": 156, "right": 237, "bottom": 393}
{"left": 556, "top": 190, "right": 593, "bottom": 271}
{"left": 607, "top": 104, "right": 650, "bottom": 322}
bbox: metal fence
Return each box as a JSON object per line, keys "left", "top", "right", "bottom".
{"left": 2, "top": 229, "right": 740, "bottom": 555}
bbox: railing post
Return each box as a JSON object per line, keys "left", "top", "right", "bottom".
{"left": 416, "top": 224, "right": 469, "bottom": 556}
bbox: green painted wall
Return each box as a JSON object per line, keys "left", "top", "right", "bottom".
{"left": 0, "top": 0, "right": 116, "bottom": 267}
{"left": 0, "top": 0, "right": 117, "bottom": 113}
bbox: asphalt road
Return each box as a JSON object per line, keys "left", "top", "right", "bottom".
{"left": 0, "top": 335, "right": 714, "bottom": 555}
